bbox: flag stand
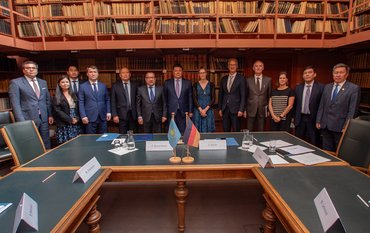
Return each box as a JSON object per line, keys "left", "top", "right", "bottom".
{"left": 169, "top": 112, "right": 181, "bottom": 164}
{"left": 182, "top": 113, "right": 194, "bottom": 163}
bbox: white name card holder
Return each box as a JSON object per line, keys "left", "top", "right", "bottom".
{"left": 314, "top": 188, "right": 347, "bottom": 233}
{"left": 12, "top": 193, "right": 38, "bottom": 233}
{"left": 146, "top": 141, "right": 173, "bottom": 151}
{"left": 199, "top": 139, "right": 227, "bottom": 150}
{"left": 72, "top": 157, "right": 101, "bottom": 183}
{"left": 252, "top": 147, "right": 273, "bottom": 168}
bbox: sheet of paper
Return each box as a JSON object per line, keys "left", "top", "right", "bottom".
{"left": 109, "top": 147, "right": 138, "bottom": 156}
{"left": 216, "top": 138, "right": 239, "bottom": 146}
{"left": 290, "top": 153, "right": 331, "bottom": 165}
{"left": 96, "top": 133, "right": 120, "bottom": 141}
{"left": 278, "top": 145, "right": 315, "bottom": 155}
{"left": 260, "top": 140, "right": 292, "bottom": 148}
{"left": 0, "top": 203, "right": 12, "bottom": 214}
{"left": 269, "top": 155, "right": 289, "bottom": 165}
{"left": 238, "top": 145, "right": 267, "bottom": 153}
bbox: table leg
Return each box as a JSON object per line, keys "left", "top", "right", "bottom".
{"left": 85, "top": 204, "right": 102, "bottom": 233}
{"left": 174, "top": 181, "right": 189, "bottom": 233}
{"left": 262, "top": 201, "right": 277, "bottom": 233}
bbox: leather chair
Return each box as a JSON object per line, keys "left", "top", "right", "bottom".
{"left": 336, "top": 118, "right": 370, "bottom": 174}
{"left": 0, "top": 110, "right": 15, "bottom": 163}
{"left": 1, "top": 120, "right": 46, "bottom": 168}
{"left": 356, "top": 115, "right": 370, "bottom": 122}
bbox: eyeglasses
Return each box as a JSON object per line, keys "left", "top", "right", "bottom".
{"left": 199, "top": 72, "right": 206, "bottom": 74}
{"left": 24, "top": 67, "right": 37, "bottom": 70}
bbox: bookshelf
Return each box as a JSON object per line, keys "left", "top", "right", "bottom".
{"left": 0, "top": 0, "right": 364, "bottom": 51}
{"left": 0, "top": 0, "right": 11, "bottom": 35}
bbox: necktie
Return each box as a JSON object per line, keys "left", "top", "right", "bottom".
{"left": 303, "top": 85, "right": 311, "bottom": 114}
{"left": 227, "top": 75, "right": 234, "bottom": 92}
{"left": 149, "top": 86, "right": 154, "bottom": 102}
{"left": 124, "top": 83, "right": 131, "bottom": 108}
{"left": 32, "top": 79, "right": 40, "bottom": 98}
{"left": 72, "top": 81, "right": 78, "bottom": 94}
{"left": 256, "top": 77, "right": 261, "bottom": 92}
{"left": 92, "top": 82, "right": 97, "bottom": 94}
{"left": 331, "top": 84, "right": 339, "bottom": 102}
{"left": 175, "top": 79, "right": 180, "bottom": 98}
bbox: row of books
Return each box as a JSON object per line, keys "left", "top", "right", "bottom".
{"left": 209, "top": 57, "right": 246, "bottom": 70}
{"left": 348, "top": 53, "right": 370, "bottom": 69}
{"left": 16, "top": 3, "right": 93, "bottom": 18}
{"left": 95, "top": 2, "right": 151, "bottom": 16}
{"left": 353, "top": 0, "right": 370, "bottom": 14}
{"left": 260, "top": 2, "right": 348, "bottom": 16}
{"left": 350, "top": 72, "right": 370, "bottom": 88}
{"left": 116, "top": 57, "right": 164, "bottom": 70}
{"left": 0, "top": 0, "right": 9, "bottom": 17}
{"left": 158, "top": 0, "right": 215, "bottom": 14}
{"left": 0, "top": 79, "right": 9, "bottom": 92}
{"left": 0, "top": 98, "right": 10, "bottom": 111}
{"left": 350, "top": 14, "right": 370, "bottom": 31}
{"left": 97, "top": 19, "right": 152, "bottom": 35}
{"left": 0, "top": 19, "right": 11, "bottom": 35}
{"left": 276, "top": 19, "right": 347, "bottom": 34}
{"left": 15, "top": 0, "right": 77, "bottom": 3}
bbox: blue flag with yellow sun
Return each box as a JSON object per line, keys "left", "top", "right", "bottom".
{"left": 168, "top": 118, "right": 181, "bottom": 148}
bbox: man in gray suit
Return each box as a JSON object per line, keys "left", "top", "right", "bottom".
{"left": 245, "top": 60, "right": 271, "bottom": 131}
{"left": 137, "top": 72, "right": 167, "bottom": 133}
{"left": 316, "top": 63, "right": 360, "bottom": 152}
{"left": 8, "top": 61, "right": 54, "bottom": 149}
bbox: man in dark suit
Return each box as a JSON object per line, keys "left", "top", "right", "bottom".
{"left": 79, "top": 65, "right": 111, "bottom": 134}
{"left": 8, "top": 61, "right": 54, "bottom": 149}
{"left": 67, "top": 65, "right": 85, "bottom": 97}
{"left": 164, "top": 64, "right": 193, "bottom": 134}
{"left": 245, "top": 60, "right": 271, "bottom": 131}
{"left": 218, "top": 58, "right": 246, "bottom": 132}
{"left": 294, "top": 66, "right": 324, "bottom": 146}
{"left": 316, "top": 63, "right": 360, "bottom": 152}
{"left": 137, "top": 72, "right": 167, "bottom": 133}
{"left": 111, "top": 67, "right": 138, "bottom": 134}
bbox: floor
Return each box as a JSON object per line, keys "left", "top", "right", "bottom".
{"left": 77, "top": 180, "right": 286, "bottom": 233}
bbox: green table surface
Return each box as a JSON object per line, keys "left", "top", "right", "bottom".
{"left": 23, "top": 132, "right": 340, "bottom": 168}
{"left": 0, "top": 169, "right": 105, "bottom": 232}
{"left": 257, "top": 166, "right": 370, "bottom": 233}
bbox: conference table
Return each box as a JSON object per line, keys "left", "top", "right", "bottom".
{"left": 253, "top": 166, "right": 370, "bottom": 233}
{"left": 17, "top": 132, "right": 346, "bottom": 232}
{"left": 0, "top": 169, "right": 111, "bottom": 233}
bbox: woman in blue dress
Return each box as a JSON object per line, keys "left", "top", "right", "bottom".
{"left": 192, "top": 68, "right": 215, "bottom": 132}
{"left": 52, "top": 76, "right": 81, "bottom": 144}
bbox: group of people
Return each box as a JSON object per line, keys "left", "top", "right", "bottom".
{"left": 8, "top": 59, "right": 360, "bottom": 153}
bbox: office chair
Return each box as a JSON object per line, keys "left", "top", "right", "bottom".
{"left": 0, "top": 110, "right": 15, "bottom": 163}
{"left": 336, "top": 118, "right": 370, "bottom": 174}
{"left": 1, "top": 120, "right": 46, "bottom": 168}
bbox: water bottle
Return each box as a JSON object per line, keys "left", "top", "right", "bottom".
{"left": 242, "top": 129, "right": 252, "bottom": 149}
{"left": 127, "top": 130, "right": 135, "bottom": 150}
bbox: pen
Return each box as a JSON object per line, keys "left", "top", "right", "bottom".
{"left": 253, "top": 137, "right": 258, "bottom": 142}
{"left": 356, "top": 194, "right": 369, "bottom": 208}
{"left": 42, "top": 172, "right": 56, "bottom": 183}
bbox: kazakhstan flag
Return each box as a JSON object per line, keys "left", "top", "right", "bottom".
{"left": 168, "top": 118, "right": 181, "bottom": 148}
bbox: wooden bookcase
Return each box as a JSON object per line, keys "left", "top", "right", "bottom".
{"left": 0, "top": 0, "right": 11, "bottom": 35}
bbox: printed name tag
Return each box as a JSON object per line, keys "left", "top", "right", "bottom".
{"left": 72, "top": 157, "right": 101, "bottom": 183}
{"left": 13, "top": 193, "right": 38, "bottom": 233}
{"left": 199, "top": 140, "right": 227, "bottom": 150}
{"left": 252, "top": 147, "right": 273, "bottom": 168}
{"left": 146, "top": 141, "right": 173, "bottom": 151}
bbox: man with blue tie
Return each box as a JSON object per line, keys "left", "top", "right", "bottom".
{"left": 8, "top": 61, "right": 54, "bottom": 148}
{"left": 67, "top": 65, "right": 84, "bottom": 96}
{"left": 137, "top": 72, "right": 167, "bottom": 133}
{"left": 316, "top": 63, "right": 360, "bottom": 152}
{"left": 111, "top": 67, "right": 138, "bottom": 134}
{"left": 294, "top": 66, "right": 324, "bottom": 146}
{"left": 164, "top": 64, "right": 193, "bottom": 134}
{"left": 79, "top": 65, "right": 111, "bottom": 134}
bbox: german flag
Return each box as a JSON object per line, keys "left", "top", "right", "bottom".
{"left": 183, "top": 116, "right": 200, "bottom": 148}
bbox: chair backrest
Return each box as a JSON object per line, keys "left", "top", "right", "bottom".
{"left": 336, "top": 119, "right": 370, "bottom": 171}
{"left": 1, "top": 120, "right": 46, "bottom": 167}
{"left": 0, "top": 110, "right": 15, "bottom": 146}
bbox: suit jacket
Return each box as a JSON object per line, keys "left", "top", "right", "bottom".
{"left": 69, "top": 78, "right": 86, "bottom": 97}
{"left": 246, "top": 76, "right": 271, "bottom": 117}
{"left": 8, "top": 76, "right": 52, "bottom": 125}
{"left": 163, "top": 78, "right": 193, "bottom": 117}
{"left": 294, "top": 81, "right": 324, "bottom": 126}
{"left": 78, "top": 81, "right": 111, "bottom": 122}
{"left": 111, "top": 81, "right": 138, "bottom": 121}
{"left": 52, "top": 94, "right": 80, "bottom": 127}
{"left": 137, "top": 85, "right": 167, "bottom": 123}
{"left": 316, "top": 81, "right": 360, "bottom": 132}
{"left": 218, "top": 73, "right": 246, "bottom": 113}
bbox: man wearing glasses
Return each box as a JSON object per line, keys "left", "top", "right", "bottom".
{"left": 9, "top": 60, "right": 54, "bottom": 149}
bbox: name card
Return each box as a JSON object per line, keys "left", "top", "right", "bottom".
{"left": 252, "top": 147, "right": 273, "bottom": 168}
{"left": 146, "top": 141, "right": 173, "bottom": 151}
{"left": 199, "top": 139, "right": 227, "bottom": 150}
{"left": 13, "top": 193, "right": 38, "bottom": 233}
{"left": 72, "top": 157, "right": 101, "bottom": 183}
{"left": 314, "top": 188, "right": 347, "bottom": 233}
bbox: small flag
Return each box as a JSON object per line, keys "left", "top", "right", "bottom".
{"left": 168, "top": 117, "right": 181, "bottom": 148}
{"left": 183, "top": 116, "right": 200, "bottom": 148}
